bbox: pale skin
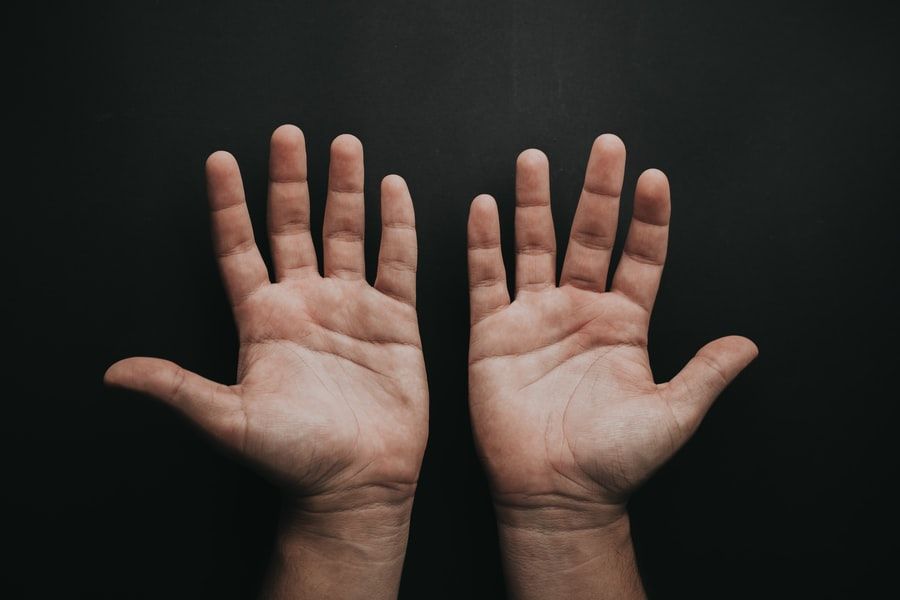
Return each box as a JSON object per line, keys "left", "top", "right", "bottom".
{"left": 105, "top": 125, "right": 428, "bottom": 599}
{"left": 105, "top": 126, "right": 756, "bottom": 599}
{"left": 467, "top": 135, "right": 758, "bottom": 599}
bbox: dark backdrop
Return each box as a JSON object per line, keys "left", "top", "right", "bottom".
{"left": 9, "top": 1, "right": 899, "bottom": 598}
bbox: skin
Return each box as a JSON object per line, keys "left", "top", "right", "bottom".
{"left": 467, "top": 135, "right": 758, "bottom": 599}
{"left": 104, "top": 125, "right": 428, "bottom": 599}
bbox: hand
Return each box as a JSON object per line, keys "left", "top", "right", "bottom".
{"left": 466, "top": 135, "right": 757, "bottom": 598}
{"left": 105, "top": 125, "right": 428, "bottom": 599}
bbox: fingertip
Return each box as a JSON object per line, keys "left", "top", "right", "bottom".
{"left": 516, "top": 148, "right": 548, "bottom": 169}
{"left": 593, "top": 133, "right": 626, "bottom": 154}
{"left": 638, "top": 168, "right": 670, "bottom": 193}
{"left": 470, "top": 194, "right": 498, "bottom": 217}
{"left": 732, "top": 335, "right": 760, "bottom": 360}
{"left": 271, "top": 124, "right": 305, "bottom": 148}
{"left": 206, "top": 150, "right": 238, "bottom": 174}
{"left": 381, "top": 173, "right": 408, "bottom": 195}
{"left": 634, "top": 168, "right": 671, "bottom": 224}
{"left": 331, "top": 133, "right": 363, "bottom": 158}
{"left": 703, "top": 335, "right": 760, "bottom": 372}
{"left": 103, "top": 360, "right": 125, "bottom": 386}
{"left": 380, "top": 174, "right": 415, "bottom": 226}
{"left": 269, "top": 125, "right": 307, "bottom": 184}
{"left": 103, "top": 357, "right": 144, "bottom": 388}
{"left": 469, "top": 195, "right": 501, "bottom": 242}
{"left": 582, "top": 134, "right": 627, "bottom": 198}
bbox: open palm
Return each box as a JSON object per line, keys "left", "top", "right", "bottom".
{"left": 106, "top": 126, "right": 428, "bottom": 506}
{"left": 467, "top": 136, "right": 757, "bottom": 515}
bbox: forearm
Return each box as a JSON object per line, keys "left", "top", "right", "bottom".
{"left": 262, "top": 495, "right": 414, "bottom": 600}
{"left": 495, "top": 505, "right": 645, "bottom": 600}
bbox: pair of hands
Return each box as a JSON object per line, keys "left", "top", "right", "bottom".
{"left": 105, "top": 125, "right": 757, "bottom": 599}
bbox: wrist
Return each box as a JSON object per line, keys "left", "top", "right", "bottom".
{"left": 492, "top": 489, "right": 628, "bottom": 532}
{"left": 493, "top": 502, "right": 644, "bottom": 600}
{"left": 262, "top": 487, "right": 415, "bottom": 600}
{"left": 280, "top": 484, "right": 415, "bottom": 560}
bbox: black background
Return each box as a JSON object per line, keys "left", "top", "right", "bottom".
{"left": 9, "top": 1, "right": 899, "bottom": 598}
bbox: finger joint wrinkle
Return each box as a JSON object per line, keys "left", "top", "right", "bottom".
{"left": 622, "top": 249, "right": 664, "bottom": 266}
{"left": 325, "top": 229, "right": 364, "bottom": 242}
{"left": 570, "top": 229, "right": 613, "bottom": 251}
{"left": 517, "top": 245, "right": 555, "bottom": 255}
{"left": 378, "top": 257, "right": 417, "bottom": 272}
{"left": 470, "top": 275, "right": 505, "bottom": 289}
{"left": 216, "top": 239, "right": 257, "bottom": 257}
{"left": 270, "top": 219, "right": 311, "bottom": 235}
{"left": 382, "top": 222, "right": 416, "bottom": 231}
{"left": 269, "top": 176, "right": 308, "bottom": 185}
{"left": 468, "top": 242, "right": 501, "bottom": 251}
{"left": 582, "top": 185, "right": 620, "bottom": 200}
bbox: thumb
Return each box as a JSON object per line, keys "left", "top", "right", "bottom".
{"left": 104, "top": 357, "right": 245, "bottom": 449}
{"left": 665, "top": 335, "right": 758, "bottom": 425}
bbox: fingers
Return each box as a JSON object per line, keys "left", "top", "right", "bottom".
{"left": 268, "top": 125, "right": 318, "bottom": 280}
{"left": 560, "top": 135, "right": 626, "bottom": 291}
{"left": 468, "top": 195, "right": 510, "bottom": 324}
{"left": 323, "top": 134, "right": 366, "bottom": 279}
{"left": 104, "top": 357, "right": 245, "bottom": 449}
{"left": 664, "top": 336, "right": 759, "bottom": 426}
{"left": 206, "top": 152, "right": 270, "bottom": 306}
{"left": 611, "top": 169, "right": 671, "bottom": 313}
{"left": 374, "top": 175, "right": 417, "bottom": 307}
{"left": 514, "top": 149, "right": 556, "bottom": 292}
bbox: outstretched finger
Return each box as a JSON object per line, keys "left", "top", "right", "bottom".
{"left": 374, "top": 175, "right": 417, "bottom": 307}
{"left": 514, "top": 149, "right": 556, "bottom": 293}
{"left": 206, "top": 151, "right": 270, "bottom": 306}
{"left": 104, "top": 357, "right": 246, "bottom": 450}
{"left": 268, "top": 124, "right": 318, "bottom": 280}
{"left": 468, "top": 195, "right": 510, "bottom": 324}
{"left": 560, "top": 135, "right": 625, "bottom": 292}
{"left": 323, "top": 134, "right": 366, "bottom": 279}
{"left": 611, "top": 169, "right": 670, "bottom": 313}
{"left": 663, "top": 336, "right": 759, "bottom": 431}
